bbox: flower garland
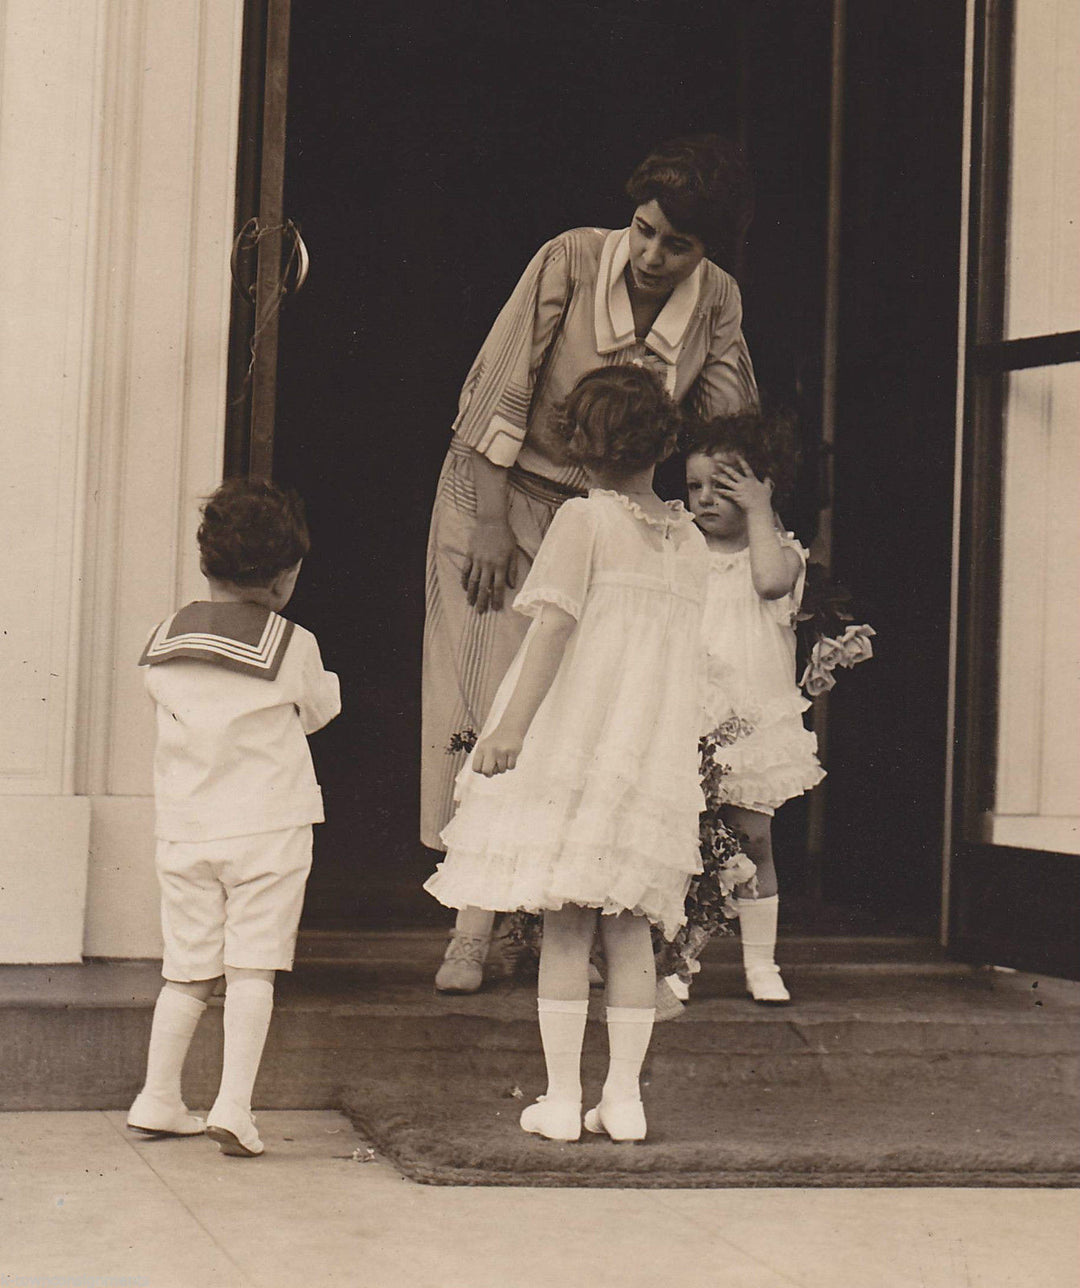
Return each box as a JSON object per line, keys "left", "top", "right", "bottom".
{"left": 652, "top": 734, "right": 757, "bottom": 983}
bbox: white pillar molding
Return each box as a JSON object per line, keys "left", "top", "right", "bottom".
{"left": 0, "top": 0, "right": 108, "bottom": 961}
{"left": 0, "top": 0, "right": 245, "bottom": 961}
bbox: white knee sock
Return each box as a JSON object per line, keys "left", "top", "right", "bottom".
{"left": 537, "top": 997, "right": 589, "bottom": 1104}
{"left": 141, "top": 988, "right": 207, "bottom": 1105}
{"left": 602, "top": 1006, "right": 655, "bottom": 1103}
{"left": 737, "top": 894, "right": 779, "bottom": 972}
{"left": 213, "top": 978, "right": 274, "bottom": 1115}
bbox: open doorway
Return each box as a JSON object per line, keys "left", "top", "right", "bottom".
{"left": 235, "top": 1, "right": 960, "bottom": 933}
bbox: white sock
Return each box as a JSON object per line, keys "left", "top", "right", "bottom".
{"left": 537, "top": 998, "right": 588, "bottom": 1104}
{"left": 737, "top": 894, "right": 779, "bottom": 973}
{"left": 213, "top": 978, "right": 274, "bottom": 1116}
{"left": 602, "top": 1006, "right": 655, "bottom": 1103}
{"left": 140, "top": 988, "right": 207, "bottom": 1105}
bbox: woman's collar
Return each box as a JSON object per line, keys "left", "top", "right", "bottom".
{"left": 594, "top": 228, "right": 703, "bottom": 364}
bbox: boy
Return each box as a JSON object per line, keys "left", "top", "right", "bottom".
{"left": 127, "top": 478, "right": 340, "bottom": 1156}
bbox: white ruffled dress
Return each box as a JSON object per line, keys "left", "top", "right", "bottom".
{"left": 424, "top": 490, "right": 710, "bottom": 939}
{"left": 702, "top": 537, "right": 825, "bottom": 814}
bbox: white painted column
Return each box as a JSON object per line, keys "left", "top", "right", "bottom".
{"left": 0, "top": 0, "right": 245, "bottom": 961}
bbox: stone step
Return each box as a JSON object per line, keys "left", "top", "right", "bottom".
{"left": 2, "top": 935, "right": 1076, "bottom": 1112}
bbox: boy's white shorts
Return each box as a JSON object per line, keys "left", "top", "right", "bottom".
{"left": 156, "top": 825, "right": 313, "bottom": 981}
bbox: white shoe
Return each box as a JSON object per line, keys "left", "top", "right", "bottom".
{"left": 583, "top": 1098, "right": 647, "bottom": 1142}
{"left": 745, "top": 963, "right": 791, "bottom": 1005}
{"left": 665, "top": 974, "right": 690, "bottom": 1001}
{"left": 653, "top": 975, "right": 686, "bottom": 1023}
{"left": 206, "top": 1101, "right": 264, "bottom": 1156}
{"left": 519, "top": 1095, "right": 582, "bottom": 1142}
{"left": 127, "top": 1093, "right": 205, "bottom": 1137}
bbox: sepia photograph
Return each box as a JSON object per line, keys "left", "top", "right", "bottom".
{"left": 0, "top": 1, "right": 1077, "bottom": 1285}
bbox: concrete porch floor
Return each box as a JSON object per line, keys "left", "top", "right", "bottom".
{"left": 2, "top": 1109, "right": 1077, "bottom": 1288}
{"left": 2, "top": 933, "right": 1078, "bottom": 1284}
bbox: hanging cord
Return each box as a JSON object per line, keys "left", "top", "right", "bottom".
{"left": 229, "top": 217, "right": 307, "bottom": 404}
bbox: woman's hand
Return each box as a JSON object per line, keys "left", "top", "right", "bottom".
{"left": 462, "top": 519, "right": 518, "bottom": 614}
{"left": 472, "top": 724, "right": 524, "bottom": 776}
{"left": 714, "top": 455, "right": 774, "bottom": 517}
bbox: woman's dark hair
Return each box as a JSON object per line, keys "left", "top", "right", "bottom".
{"left": 197, "top": 477, "right": 310, "bottom": 587}
{"left": 682, "top": 408, "right": 800, "bottom": 504}
{"left": 556, "top": 365, "right": 681, "bottom": 474}
{"left": 626, "top": 134, "right": 754, "bottom": 268}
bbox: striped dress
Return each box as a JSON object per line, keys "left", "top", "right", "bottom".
{"left": 420, "top": 225, "right": 758, "bottom": 849}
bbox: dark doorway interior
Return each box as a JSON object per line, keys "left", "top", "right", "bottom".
{"left": 259, "top": 0, "right": 958, "bottom": 932}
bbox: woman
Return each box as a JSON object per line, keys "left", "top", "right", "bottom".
{"left": 422, "top": 134, "right": 759, "bottom": 991}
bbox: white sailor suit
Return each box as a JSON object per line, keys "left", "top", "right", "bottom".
{"left": 139, "top": 601, "right": 340, "bottom": 981}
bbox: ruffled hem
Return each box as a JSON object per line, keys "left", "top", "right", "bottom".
{"left": 704, "top": 715, "right": 824, "bottom": 811}
{"left": 424, "top": 858, "right": 693, "bottom": 941}
{"left": 716, "top": 759, "right": 826, "bottom": 811}
{"left": 434, "top": 764, "right": 702, "bottom": 940}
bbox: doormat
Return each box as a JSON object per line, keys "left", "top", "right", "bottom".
{"left": 341, "top": 1058, "right": 1080, "bottom": 1188}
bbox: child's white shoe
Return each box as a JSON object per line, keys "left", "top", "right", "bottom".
{"left": 519, "top": 1095, "right": 582, "bottom": 1142}
{"left": 206, "top": 1101, "right": 264, "bottom": 1156}
{"left": 127, "top": 1092, "right": 205, "bottom": 1137}
{"left": 653, "top": 975, "right": 686, "bottom": 1023}
{"left": 583, "top": 1098, "right": 647, "bottom": 1142}
{"left": 666, "top": 974, "right": 690, "bottom": 1001}
{"left": 745, "top": 963, "right": 791, "bottom": 1005}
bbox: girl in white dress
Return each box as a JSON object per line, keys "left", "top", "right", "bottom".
{"left": 681, "top": 411, "right": 824, "bottom": 1004}
{"left": 425, "top": 366, "right": 710, "bottom": 1143}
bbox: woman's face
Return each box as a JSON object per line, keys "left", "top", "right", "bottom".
{"left": 627, "top": 200, "right": 706, "bottom": 300}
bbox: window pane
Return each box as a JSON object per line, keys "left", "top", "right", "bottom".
{"left": 994, "top": 362, "right": 1080, "bottom": 851}
{"left": 1005, "top": 0, "right": 1080, "bottom": 340}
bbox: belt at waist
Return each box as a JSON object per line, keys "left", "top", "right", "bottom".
{"left": 446, "top": 437, "right": 586, "bottom": 506}
{"left": 507, "top": 464, "right": 587, "bottom": 505}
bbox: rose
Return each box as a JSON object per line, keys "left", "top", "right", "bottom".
{"left": 800, "top": 637, "right": 842, "bottom": 695}
{"left": 800, "top": 662, "right": 837, "bottom": 696}
{"left": 837, "top": 623, "right": 876, "bottom": 668}
{"left": 813, "top": 635, "right": 846, "bottom": 670}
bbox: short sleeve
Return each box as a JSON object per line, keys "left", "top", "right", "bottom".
{"left": 513, "top": 498, "right": 598, "bottom": 621}
{"left": 452, "top": 236, "right": 572, "bottom": 467}
{"left": 770, "top": 533, "right": 808, "bottom": 624}
{"left": 686, "top": 275, "right": 759, "bottom": 420}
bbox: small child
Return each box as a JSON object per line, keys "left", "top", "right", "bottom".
{"left": 425, "top": 365, "right": 710, "bottom": 1143}
{"left": 127, "top": 478, "right": 340, "bottom": 1156}
{"left": 678, "top": 411, "right": 824, "bottom": 1004}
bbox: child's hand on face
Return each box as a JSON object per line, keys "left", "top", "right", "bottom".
{"left": 472, "top": 726, "right": 523, "bottom": 776}
{"left": 713, "top": 456, "right": 774, "bottom": 516}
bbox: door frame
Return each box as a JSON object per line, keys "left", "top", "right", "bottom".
{"left": 225, "top": 0, "right": 293, "bottom": 480}
{"left": 945, "top": 0, "right": 1080, "bottom": 979}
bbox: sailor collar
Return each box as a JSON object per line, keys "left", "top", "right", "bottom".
{"left": 594, "top": 227, "right": 703, "bottom": 365}
{"left": 139, "top": 601, "right": 295, "bottom": 681}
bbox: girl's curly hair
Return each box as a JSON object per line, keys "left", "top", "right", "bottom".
{"left": 556, "top": 365, "right": 680, "bottom": 474}
{"left": 626, "top": 134, "right": 754, "bottom": 269}
{"left": 197, "top": 477, "right": 310, "bottom": 587}
{"left": 682, "top": 408, "right": 800, "bottom": 504}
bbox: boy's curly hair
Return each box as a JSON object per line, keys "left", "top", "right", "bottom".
{"left": 555, "top": 365, "right": 680, "bottom": 474}
{"left": 682, "top": 408, "right": 800, "bottom": 505}
{"left": 197, "top": 477, "right": 310, "bottom": 587}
